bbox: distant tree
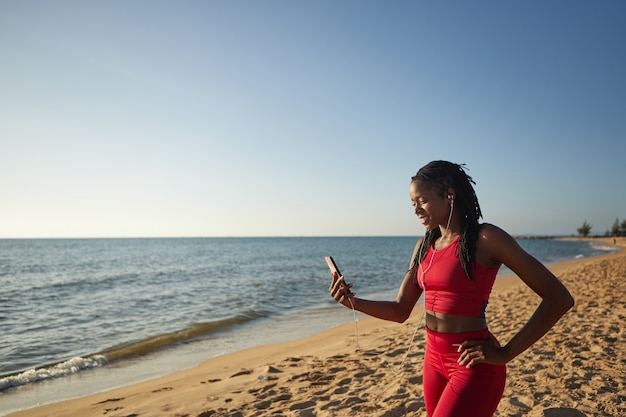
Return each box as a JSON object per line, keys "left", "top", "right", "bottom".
{"left": 577, "top": 221, "right": 592, "bottom": 237}
{"left": 621, "top": 219, "right": 626, "bottom": 236}
{"left": 611, "top": 218, "right": 620, "bottom": 236}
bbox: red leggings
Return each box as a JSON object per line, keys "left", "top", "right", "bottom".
{"left": 423, "top": 328, "right": 506, "bottom": 417}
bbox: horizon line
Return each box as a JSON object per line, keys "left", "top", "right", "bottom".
{"left": 0, "top": 234, "right": 584, "bottom": 240}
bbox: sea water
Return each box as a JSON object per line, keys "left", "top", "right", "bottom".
{"left": 0, "top": 237, "right": 616, "bottom": 414}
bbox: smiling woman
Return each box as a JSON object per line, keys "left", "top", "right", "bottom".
{"left": 329, "top": 160, "right": 574, "bottom": 417}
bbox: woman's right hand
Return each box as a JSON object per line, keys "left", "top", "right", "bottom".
{"left": 329, "top": 271, "right": 354, "bottom": 308}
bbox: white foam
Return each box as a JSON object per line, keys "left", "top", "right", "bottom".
{"left": 589, "top": 242, "right": 619, "bottom": 252}
{"left": 0, "top": 355, "right": 107, "bottom": 391}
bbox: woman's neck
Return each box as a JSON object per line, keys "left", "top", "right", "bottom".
{"left": 434, "top": 231, "right": 460, "bottom": 249}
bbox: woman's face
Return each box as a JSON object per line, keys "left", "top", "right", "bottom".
{"left": 409, "top": 180, "right": 451, "bottom": 230}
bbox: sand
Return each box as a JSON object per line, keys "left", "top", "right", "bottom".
{"left": 8, "top": 237, "right": 626, "bottom": 417}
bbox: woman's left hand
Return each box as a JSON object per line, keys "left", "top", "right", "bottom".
{"left": 456, "top": 338, "right": 510, "bottom": 368}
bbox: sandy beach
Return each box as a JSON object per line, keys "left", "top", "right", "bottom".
{"left": 8, "top": 238, "right": 625, "bottom": 417}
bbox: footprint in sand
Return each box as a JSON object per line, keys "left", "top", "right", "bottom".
{"left": 200, "top": 378, "right": 222, "bottom": 383}
{"left": 151, "top": 387, "right": 173, "bottom": 393}
{"left": 230, "top": 368, "right": 253, "bottom": 377}
{"left": 543, "top": 408, "right": 588, "bottom": 417}
{"left": 95, "top": 398, "right": 124, "bottom": 404}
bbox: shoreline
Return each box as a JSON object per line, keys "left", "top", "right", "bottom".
{"left": 6, "top": 237, "right": 626, "bottom": 417}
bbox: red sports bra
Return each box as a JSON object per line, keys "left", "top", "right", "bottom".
{"left": 415, "top": 236, "right": 499, "bottom": 318}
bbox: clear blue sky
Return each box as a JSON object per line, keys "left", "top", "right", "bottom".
{"left": 1, "top": 1, "right": 624, "bottom": 238}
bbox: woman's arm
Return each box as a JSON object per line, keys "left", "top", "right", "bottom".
{"left": 329, "top": 240, "right": 424, "bottom": 323}
{"left": 458, "top": 225, "right": 574, "bottom": 367}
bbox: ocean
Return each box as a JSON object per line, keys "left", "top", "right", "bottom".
{"left": 0, "top": 236, "right": 617, "bottom": 415}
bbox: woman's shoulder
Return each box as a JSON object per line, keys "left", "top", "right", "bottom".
{"left": 477, "top": 223, "right": 511, "bottom": 240}
{"left": 476, "top": 223, "right": 522, "bottom": 264}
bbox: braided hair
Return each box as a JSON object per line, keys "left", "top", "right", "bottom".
{"left": 412, "top": 161, "right": 482, "bottom": 280}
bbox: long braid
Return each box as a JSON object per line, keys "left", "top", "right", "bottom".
{"left": 412, "top": 161, "right": 482, "bottom": 280}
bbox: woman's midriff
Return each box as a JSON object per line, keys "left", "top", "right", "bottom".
{"left": 425, "top": 310, "right": 488, "bottom": 333}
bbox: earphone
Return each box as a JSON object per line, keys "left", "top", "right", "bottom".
{"left": 448, "top": 194, "right": 454, "bottom": 200}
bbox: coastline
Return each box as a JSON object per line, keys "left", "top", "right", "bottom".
{"left": 6, "top": 237, "right": 626, "bottom": 417}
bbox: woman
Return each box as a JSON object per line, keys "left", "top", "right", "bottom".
{"left": 329, "top": 160, "right": 574, "bottom": 417}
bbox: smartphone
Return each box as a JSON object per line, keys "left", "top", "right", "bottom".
{"left": 324, "top": 256, "right": 342, "bottom": 277}
{"left": 325, "top": 256, "right": 352, "bottom": 295}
